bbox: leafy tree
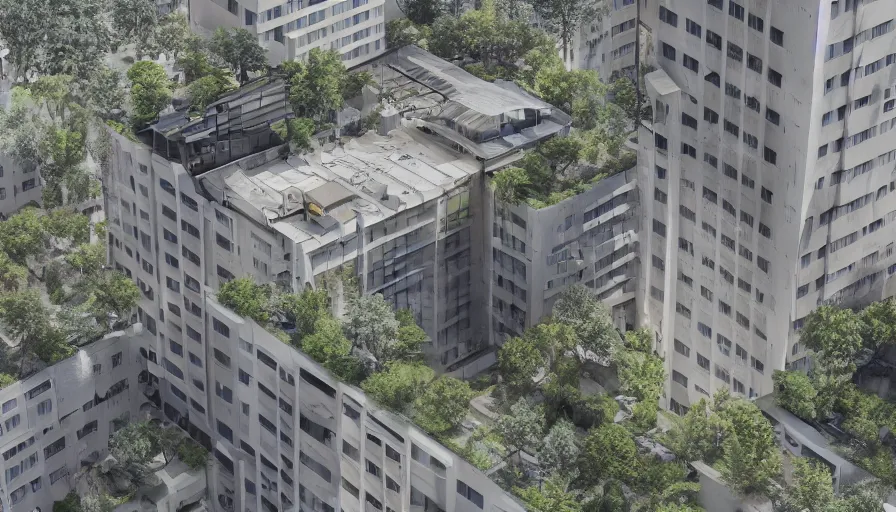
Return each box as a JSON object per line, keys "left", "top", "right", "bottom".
{"left": 65, "top": 243, "right": 106, "bottom": 277}
{"left": 287, "top": 49, "right": 365, "bottom": 124}
{"left": 491, "top": 167, "right": 531, "bottom": 205}
{"left": 579, "top": 424, "right": 639, "bottom": 487}
{"left": 495, "top": 398, "right": 545, "bottom": 457}
{"left": 361, "top": 362, "right": 433, "bottom": 412}
{"left": 53, "top": 492, "right": 82, "bottom": 512}
{"left": 0, "top": 374, "right": 16, "bottom": 390}
{"left": 532, "top": 0, "right": 601, "bottom": 62}
{"left": 217, "top": 278, "right": 275, "bottom": 324}
{"left": 428, "top": 0, "right": 555, "bottom": 73}
{"left": 0, "top": 252, "right": 28, "bottom": 292}
{"left": 110, "top": 0, "right": 158, "bottom": 58}
{"left": 127, "top": 61, "right": 173, "bottom": 128}
{"left": 177, "top": 438, "right": 210, "bottom": 469}
{"left": 88, "top": 272, "right": 139, "bottom": 327}
{"left": 395, "top": 0, "right": 443, "bottom": 24}
{"left": 0, "top": 207, "right": 49, "bottom": 263}
{"left": 344, "top": 294, "right": 402, "bottom": 366}
{"left": 109, "top": 421, "right": 159, "bottom": 466}
{"left": 515, "top": 478, "right": 582, "bottom": 512}
{"left": 715, "top": 398, "right": 781, "bottom": 496}
{"left": 609, "top": 78, "right": 638, "bottom": 125}
{"left": 386, "top": 19, "right": 431, "bottom": 49}
{"left": 395, "top": 309, "right": 427, "bottom": 359}
{"left": 498, "top": 332, "right": 544, "bottom": 394}
{"left": 85, "top": 65, "right": 128, "bottom": 121}
{"left": 300, "top": 316, "right": 363, "bottom": 382}
{"left": 281, "top": 288, "right": 330, "bottom": 340}
{"left": 800, "top": 305, "right": 864, "bottom": 378}
{"left": 189, "top": 74, "right": 236, "bottom": 112}
{"left": 0, "top": 289, "right": 70, "bottom": 376}
{"left": 784, "top": 458, "right": 835, "bottom": 512}
{"left": 860, "top": 298, "right": 896, "bottom": 349}
{"left": 553, "top": 285, "right": 621, "bottom": 362}
{"left": 210, "top": 27, "right": 268, "bottom": 84}
{"left": 538, "top": 419, "right": 579, "bottom": 477}
{"left": 0, "top": 0, "right": 113, "bottom": 79}
{"left": 0, "top": 89, "right": 46, "bottom": 174}
{"left": 665, "top": 399, "right": 722, "bottom": 464}
{"left": 178, "top": 39, "right": 220, "bottom": 84}
{"left": 150, "top": 12, "right": 192, "bottom": 60}
{"left": 772, "top": 370, "right": 817, "bottom": 420}
{"left": 414, "top": 377, "right": 472, "bottom": 434}
{"left": 616, "top": 346, "right": 664, "bottom": 403}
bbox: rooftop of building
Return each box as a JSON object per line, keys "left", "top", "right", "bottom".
{"left": 197, "top": 125, "right": 480, "bottom": 252}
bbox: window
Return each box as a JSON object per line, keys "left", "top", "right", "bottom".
{"left": 457, "top": 481, "right": 484, "bottom": 509}
{"left": 672, "top": 370, "right": 688, "bottom": 387}
{"left": 728, "top": 1, "right": 744, "bottom": 21}
{"left": 725, "top": 82, "right": 741, "bottom": 99}
{"left": 213, "top": 318, "right": 231, "bottom": 338}
{"left": 662, "top": 43, "right": 676, "bottom": 61}
{"left": 748, "top": 13, "right": 764, "bottom": 32}
{"left": 768, "top": 68, "right": 782, "bottom": 87}
{"left": 724, "top": 119, "right": 740, "bottom": 137}
{"left": 717, "top": 334, "right": 732, "bottom": 355}
{"left": 676, "top": 302, "right": 691, "bottom": 319}
{"left": 759, "top": 223, "right": 771, "bottom": 238}
{"left": 704, "top": 107, "right": 719, "bottom": 124}
{"left": 181, "top": 220, "right": 200, "bottom": 238}
{"left": 36, "top": 400, "right": 52, "bottom": 415}
{"left": 702, "top": 187, "right": 717, "bottom": 204}
{"left": 744, "top": 95, "right": 760, "bottom": 113}
{"left": 705, "top": 72, "right": 720, "bottom": 88}
{"left": 659, "top": 6, "right": 678, "bottom": 26}
{"left": 27, "top": 380, "right": 51, "bottom": 400}
{"left": 653, "top": 219, "right": 666, "bottom": 237}
{"left": 766, "top": 108, "right": 780, "bottom": 126}
{"left": 674, "top": 339, "right": 690, "bottom": 357}
{"left": 682, "top": 112, "right": 698, "bottom": 130}
{"left": 705, "top": 152, "right": 718, "bottom": 169}
{"left": 654, "top": 188, "right": 668, "bottom": 204}
{"left": 771, "top": 26, "right": 784, "bottom": 46}
{"left": 44, "top": 437, "right": 65, "bottom": 459}
{"left": 683, "top": 54, "right": 699, "bottom": 72}
{"left": 169, "top": 339, "right": 183, "bottom": 356}
{"left": 761, "top": 187, "right": 773, "bottom": 204}
{"left": 2, "top": 399, "right": 16, "bottom": 413}
{"left": 708, "top": 0, "right": 722, "bottom": 9}
{"left": 747, "top": 54, "right": 763, "bottom": 73}
{"left": 719, "top": 301, "right": 732, "bottom": 316}
{"left": 214, "top": 349, "right": 231, "bottom": 368}
{"left": 698, "top": 322, "right": 712, "bottom": 339}
{"left": 681, "top": 143, "right": 696, "bottom": 158}
{"left": 686, "top": 19, "right": 702, "bottom": 37}
{"left": 656, "top": 165, "right": 667, "bottom": 179}
{"left": 698, "top": 353, "right": 710, "bottom": 371}
{"left": 727, "top": 42, "right": 743, "bottom": 62}
{"left": 722, "top": 163, "right": 737, "bottom": 180}
{"left": 740, "top": 211, "right": 753, "bottom": 227}
{"left": 706, "top": 30, "right": 722, "bottom": 50}
{"left": 701, "top": 286, "right": 713, "bottom": 301}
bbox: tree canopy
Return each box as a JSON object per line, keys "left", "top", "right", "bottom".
{"left": 209, "top": 27, "right": 268, "bottom": 84}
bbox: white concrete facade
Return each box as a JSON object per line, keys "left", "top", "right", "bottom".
{"left": 189, "top": 0, "right": 386, "bottom": 67}
{"left": 0, "top": 153, "right": 41, "bottom": 218}
{"left": 0, "top": 307, "right": 526, "bottom": 512}
{"left": 637, "top": 0, "right": 896, "bottom": 413}
{"left": 568, "top": 0, "right": 638, "bottom": 81}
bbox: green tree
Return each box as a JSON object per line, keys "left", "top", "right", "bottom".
{"left": 361, "top": 362, "right": 433, "bottom": 412}
{"left": 616, "top": 347, "right": 664, "bottom": 403}
{"left": 515, "top": 478, "right": 582, "bottom": 512}
{"left": 272, "top": 117, "right": 317, "bottom": 153}
{"left": 385, "top": 19, "right": 431, "bottom": 49}
{"left": 177, "top": 438, "right": 210, "bottom": 469}
{"left": 860, "top": 298, "right": 896, "bottom": 349}
{"left": 189, "top": 74, "right": 236, "bottom": 112}
{"left": 281, "top": 288, "right": 330, "bottom": 340}
{"left": 0, "top": 374, "right": 16, "bottom": 390}
{"left": 784, "top": 458, "right": 835, "bottom": 512}
{"left": 301, "top": 316, "right": 363, "bottom": 382}
{"left": 0, "top": 207, "right": 49, "bottom": 264}
{"left": 495, "top": 398, "right": 545, "bottom": 457}
{"left": 532, "top": 0, "right": 601, "bottom": 62}
{"left": 344, "top": 294, "right": 401, "bottom": 366}
{"left": 287, "top": 48, "right": 352, "bottom": 124}
{"left": 553, "top": 285, "right": 621, "bottom": 362}
{"left": 800, "top": 305, "right": 864, "bottom": 378}
{"left": 0, "top": 0, "right": 113, "bottom": 79}
{"left": 394, "top": 309, "right": 427, "bottom": 360}
{"left": 217, "top": 278, "right": 275, "bottom": 324}
{"left": 414, "top": 377, "right": 472, "bottom": 434}
{"left": 53, "top": 491, "right": 82, "bottom": 512}
{"left": 85, "top": 65, "right": 128, "bottom": 121}
{"left": 127, "top": 61, "right": 173, "bottom": 128}
{"left": 150, "top": 12, "right": 192, "bottom": 60}
{"left": 210, "top": 27, "right": 268, "bottom": 83}
{"left": 88, "top": 272, "right": 139, "bottom": 327}
{"left": 0, "top": 289, "right": 71, "bottom": 376}
{"left": 109, "top": 421, "right": 159, "bottom": 466}
{"left": 579, "top": 424, "right": 639, "bottom": 487}
{"left": 395, "top": 0, "right": 443, "bottom": 24}
{"left": 665, "top": 399, "right": 722, "bottom": 464}
{"left": 538, "top": 419, "right": 579, "bottom": 477}
{"left": 498, "top": 334, "right": 543, "bottom": 394}
{"left": 715, "top": 398, "right": 781, "bottom": 496}
{"left": 110, "top": 0, "right": 158, "bottom": 57}
{"left": 772, "top": 370, "right": 817, "bottom": 420}
{"left": 178, "top": 38, "right": 219, "bottom": 84}
{"left": 491, "top": 167, "right": 531, "bottom": 205}
{"left": 0, "top": 252, "right": 28, "bottom": 292}
{"left": 609, "top": 78, "right": 638, "bottom": 125}
{"left": 80, "top": 494, "right": 117, "bottom": 512}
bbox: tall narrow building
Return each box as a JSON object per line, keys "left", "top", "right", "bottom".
{"left": 637, "top": 0, "right": 896, "bottom": 412}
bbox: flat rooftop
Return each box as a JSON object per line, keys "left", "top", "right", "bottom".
{"left": 198, "top": 127, "right": 480, "bottom": 252}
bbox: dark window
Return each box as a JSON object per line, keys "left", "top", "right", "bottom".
{"left": 770, "top": 26, "right": 784, "bottom": 46}
{"left": 659, "top": 6, "right": 678, "bottom": 26}
{"left": 662, "top": 43, "right": 676, "bottom": 61}
{"left": 768, "top": 68, "right": 782, "bottom": 87}
{"left": 706, "top": 30, "right": 722, "bottom": 50}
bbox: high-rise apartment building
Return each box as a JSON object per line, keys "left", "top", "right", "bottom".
{"left": 188, "top": 0, "right": 386, "bottom": 66}
{"left": 0, "top": 306, "right": 526, "bottom": 512}
{"left": 104, "top": 48, "right": 575, "bottom": 376}
{"left": 569, "top": 0, "right": 638, "bottom": 80}
{"left": 637, "top": 0, "right": 896, "bottom": 412}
